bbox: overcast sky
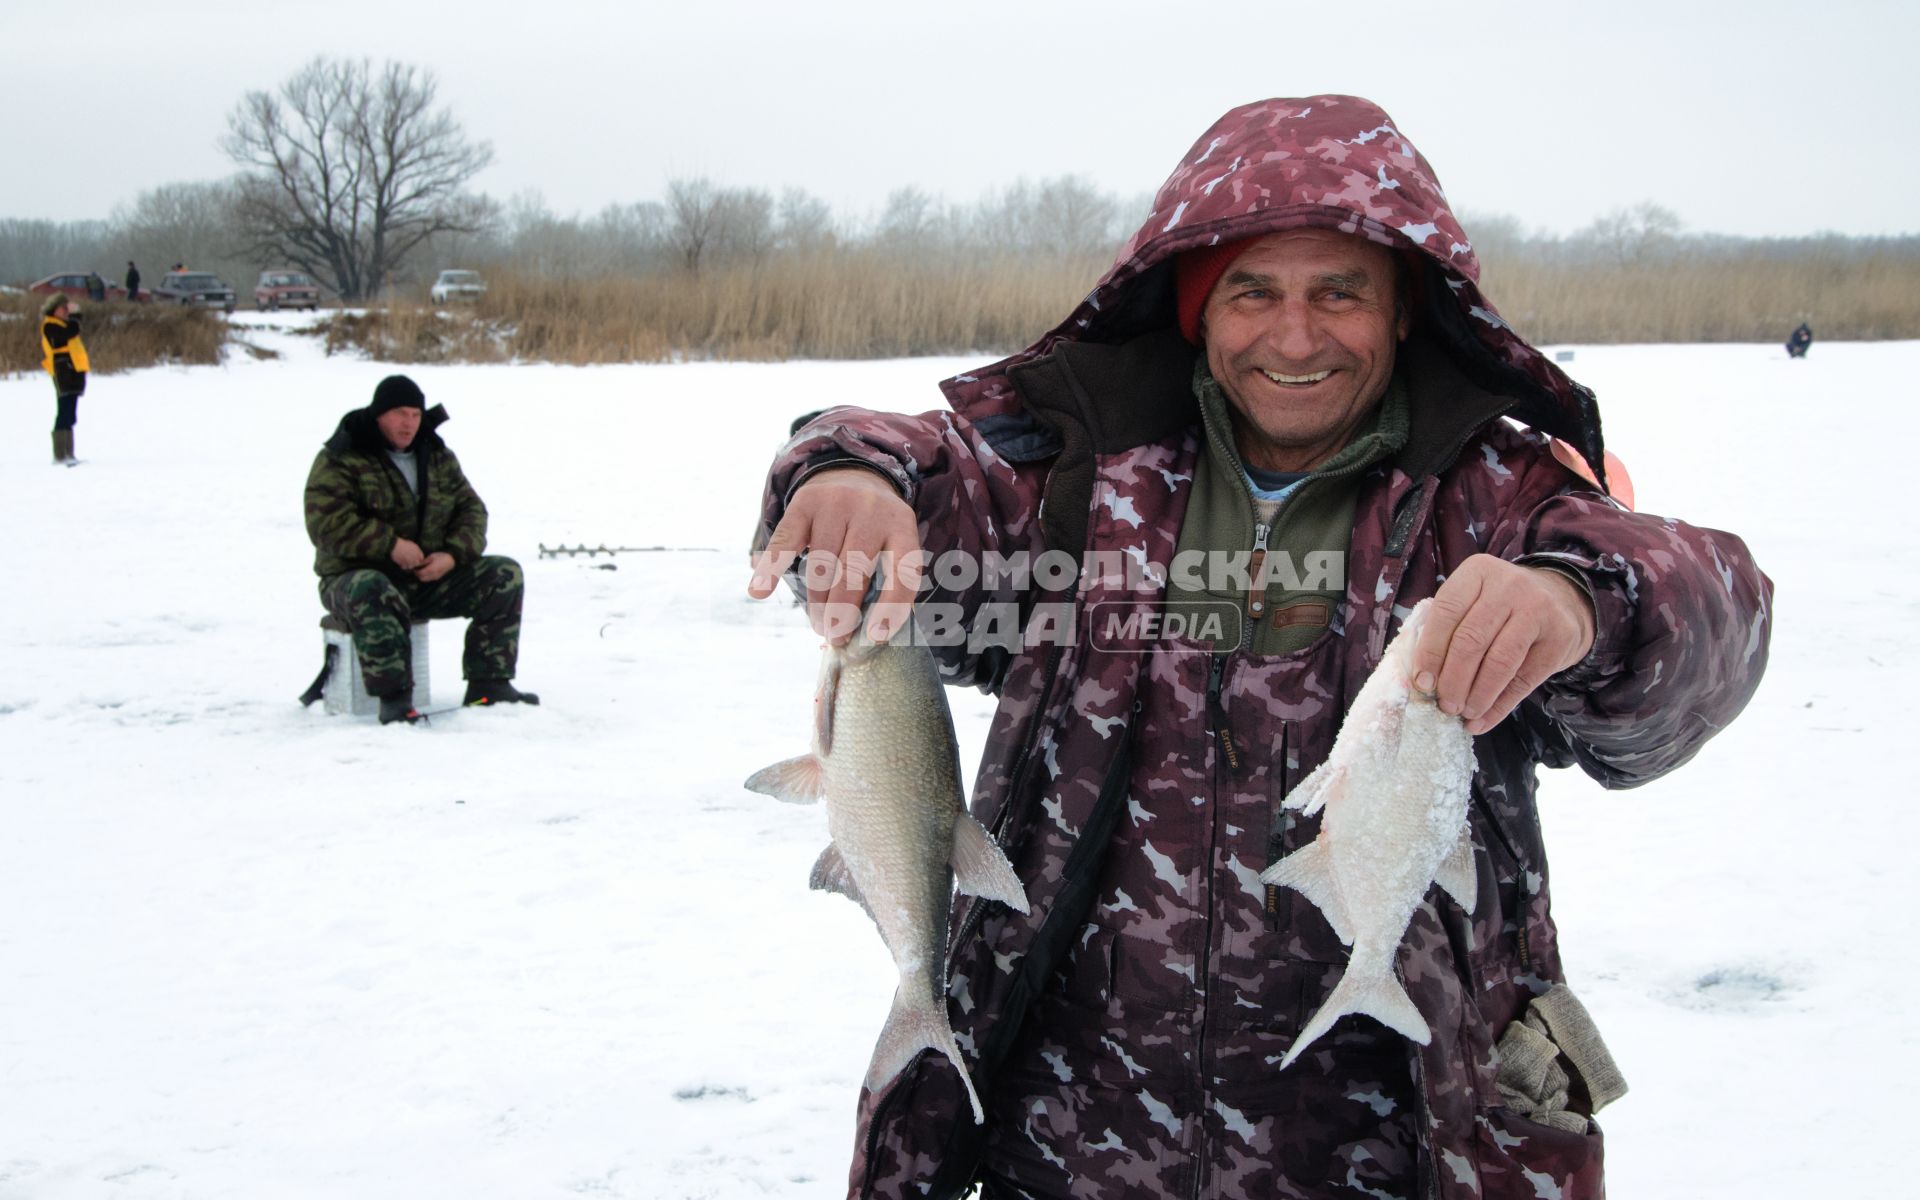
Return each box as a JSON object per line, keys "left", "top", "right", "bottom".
{"left": 7, "top": 0, "right": 1913, "bottom": 240}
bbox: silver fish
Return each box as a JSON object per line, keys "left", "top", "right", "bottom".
{"left": 1259, "top": 598, "right": 1478, "bottom": 1069}
{"left": 746, "top": 631, "right": 1028, "bottom": 1122}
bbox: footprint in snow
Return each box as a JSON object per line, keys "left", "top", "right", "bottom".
{"left": 674, "top": 1084, "right": 753, "bottom": 1102}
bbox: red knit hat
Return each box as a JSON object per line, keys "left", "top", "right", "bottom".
{"left": 1174, "top": 236, "right": 1258, "bottom": 344}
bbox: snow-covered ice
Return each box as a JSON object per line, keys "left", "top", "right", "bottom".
{"left": 0, "top": 318, "right": 1909, "bottom": 1197}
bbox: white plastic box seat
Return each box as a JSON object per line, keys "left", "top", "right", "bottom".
{"left": 318, "top": 614, "right": 432, "bottom": 716}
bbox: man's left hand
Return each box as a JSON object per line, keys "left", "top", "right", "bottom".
{"left": 413, "top": 552, "right": 456, "bottom": 584}
{"left": 1409, "top": 555, "right": 1596, "bottom": 736}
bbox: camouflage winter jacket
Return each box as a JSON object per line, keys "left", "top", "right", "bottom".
{"left": 755, "top": 97, "right": 1772, "bottom": 1200}
{"left": 304, "top": 404, "right": 488, "bottom": 580}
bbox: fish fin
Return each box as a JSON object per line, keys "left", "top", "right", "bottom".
{"left": 1259, "top": 838, "right": 1353, "bottom": 945}
{"left": 1282, "top": 968, "right": 1431, "bottom": 1071}
{"left": 814, "top": 656, "right": 841, "bottom": 756}
{"left": 867, "top": 991, "right": 984, "bottom": 1124}
{"left": 1433, "top": 824, "right": 1478, "bottom": 914}
{"left": 743, "top": 754, "right": 827, "bottom": 804}
{"left": 950, "top": 814, "right": 1030, "bottom": 915}
{"left": 1284, "top": 759, "right": 1346, "bottom": 818}
{"left": 808, "top": 842, "right": 874, "bottom": 921}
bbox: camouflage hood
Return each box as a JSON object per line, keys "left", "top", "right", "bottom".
{"left": 940, "top": 95, "right": 1606, "bottom": 487}
{"left": 323, "top": 402, "right": 454, "bottom": 457}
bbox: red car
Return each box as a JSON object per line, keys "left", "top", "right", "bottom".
{"left": 29, "top": 272, "right": 135, "bottom": 302}
{"left": 254, "top": 269, "right": 323, "bottom": 311}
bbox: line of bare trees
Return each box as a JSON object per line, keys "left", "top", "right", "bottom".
{"left": 4, "top": 52, "right": 1917, "bottom": 344}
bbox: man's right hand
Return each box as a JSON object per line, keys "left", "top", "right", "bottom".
{"left": 390, "top": 537, "right": 426, "bottom": 571}
{"left": 747, "top": 466, "right": 923, "bottom": 645}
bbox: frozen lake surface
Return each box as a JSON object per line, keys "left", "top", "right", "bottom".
{"left": 0, "top": 317, "right": 1907, "bottom": 1197}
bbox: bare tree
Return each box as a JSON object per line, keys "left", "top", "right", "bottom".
{"left": 666, "top": 178, "right": 725, "bottom": 274}
{"left": 713, "top": 187, "right": 775, "bottom": 266}
{"left": 1035, "top": 176, "right": 1120, "bottom": 255}
{"left": 874, "top": 186, "right": 941, "bottom": 250}
{"left": 1575, "top": 202, "right": 1684, "bottom": 267}
{"left": 976, "top": 176, "right": 1119, "bottom": 257}
{"left": 115, "top": 179, "right": 247, "bottom": 283}
{"left": 223, "top": 56, "right": 494, "bottom": 300}
{"left": 776, "top": 187, "right": 836, "bottom": 252}
{"left": 593, "top": 201, "right": 672, "bottom": 273}
{"left": 0, "top": 218, "right": 111, "bottom": 286}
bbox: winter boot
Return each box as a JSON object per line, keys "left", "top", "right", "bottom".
{"left": 52, "top": 430, "right": 71, "bottom": 464}
{"left": 464, "top": 679, "right": 540, "bottom": 707}
{"left": 378, "top": 690, "right": 423, "bottom": 725}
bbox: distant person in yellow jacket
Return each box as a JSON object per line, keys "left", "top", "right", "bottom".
{"left": 40, "top": 293, "right": 88, "bottom": 465}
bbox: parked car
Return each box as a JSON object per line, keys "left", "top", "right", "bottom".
{"left": 152, "top": 270, "right": 237, "bottom": 313}
{"left": 29, "top": 272, "right": 132, "bottom": 302}
{"left": 254, "top": 269, "right": 322, "bottom": 311}
{"left": 430, "top": 269, "right": 486, "bottom": 304}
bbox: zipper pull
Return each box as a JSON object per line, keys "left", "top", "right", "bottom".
{"left": 1206, "top": 654, "right": 1241, "bottom": 775}
{"left": 1246, "top": 522, "right": 1271, "bottom": 627}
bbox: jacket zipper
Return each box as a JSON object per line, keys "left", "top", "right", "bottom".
{"left": 1192, "top": 650, "right": 1239, "bottom": 1200}
{"left": 1205, "top": 650, "right": 1240, "bottom": 775}
{"left": 1472, "top": 788, "right": 1534, "bottom": 972}
{"left": 1242, "top": 521, "right": 1270, "bottom": 648}
{"left": 1265, "top": 720, "right": 1290, "bottom": 927}
{"left": 376, "top": 449, "right": 431, "bottom": 554}
{"left": 1192, "top": 514, "right": 1275, "bottom": 1194}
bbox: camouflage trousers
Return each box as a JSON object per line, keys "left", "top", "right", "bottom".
{"left": 319, "top": 556, "right": 524, "bottom": 697}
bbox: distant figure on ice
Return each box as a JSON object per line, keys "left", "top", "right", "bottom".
{"left": 39, "top": 293, "right": 87, "bottom": 465}
{"left": 1786, "top": 322, "right": 1813, "bottom": 358}
{"left": 85, "top": 272, "right": 107, "bottom": 303}
{"left": 125, "top": 261, "right": 141, "bottom": 300}
{"left": 304, "top": 374, "right": 540, "bottom": 725}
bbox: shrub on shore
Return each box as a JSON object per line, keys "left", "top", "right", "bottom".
{"left": 2, "top": 294, "right": 228, "bottom": 376}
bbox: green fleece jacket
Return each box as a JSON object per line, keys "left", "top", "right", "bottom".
{"left": 1165, "top": 361, "right": 1409, "bottom": 654}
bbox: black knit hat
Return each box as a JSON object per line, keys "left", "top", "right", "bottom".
{"left": 369, "top": 374, "right": 425, "bottom": 416}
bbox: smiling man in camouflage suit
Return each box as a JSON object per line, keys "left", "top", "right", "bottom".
{"left": 750, "top": 97, "right": 1771, "bottom": 1199}
{"left": 305, "top": 374, "right": 538, "bottom": 725}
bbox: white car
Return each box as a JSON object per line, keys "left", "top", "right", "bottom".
{"left": 430, "top": 269, "right": 487, "bottom": 304}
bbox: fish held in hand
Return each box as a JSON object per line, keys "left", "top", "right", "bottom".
{"left": 1259, "top": 598, "right": 1478, "bottom": 1069}
{"left": 746, "top": 631, "right": 1029, "bottom": 1123}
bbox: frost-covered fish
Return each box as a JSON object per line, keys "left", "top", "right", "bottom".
{"left": 1260, "top": 598, "right": 1477, "bottom": 1069}
{"left": 746, "top": 631, "right": 1028, "bottom": 1122}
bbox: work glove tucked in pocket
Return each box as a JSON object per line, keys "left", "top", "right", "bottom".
{"left": 1495, "top": 983, "right": 1629, "bottom": 1132}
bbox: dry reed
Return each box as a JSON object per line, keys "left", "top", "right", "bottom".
{"left": 19, "top": 244, "right": 1915, "bottom": 379}
{"left": 319, "top": 251, "right": 1112, "bottom": 365}
{"left": 318, "top": 246, "right": 1920, "bottom": 368}
{"left": 1, "top": 294, "right": 228, "bottom": 376}
{"left": 1481, "top": 252, "right": 1920, "bottom": 344}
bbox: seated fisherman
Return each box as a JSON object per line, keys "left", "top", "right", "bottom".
{"left": 304, "top": 374, "right": 539, "bottom": 724}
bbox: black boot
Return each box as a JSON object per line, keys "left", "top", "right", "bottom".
{"left": 464, "top": 679, "right": 540, "bottom": 707}
{"left": 379, "top": 690, "right": 423, "bottom": 725}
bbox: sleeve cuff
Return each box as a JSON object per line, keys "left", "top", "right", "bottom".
{"left": 784, "top": 453, "right": 909, "bottom": 507}
{"left": 1515, "top": 552, "right": 1633, "bottom": 691}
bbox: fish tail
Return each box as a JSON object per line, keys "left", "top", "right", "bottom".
{"left": 1280, "top": 966, "right": 1431, "bottom": 1071}
{"left": 743, "top": 753, "right": 826, "bottom": 803}
{"left": 866, "top": 992, "right": 986, "bottom": 1124}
